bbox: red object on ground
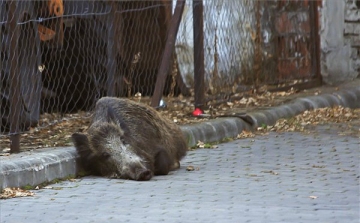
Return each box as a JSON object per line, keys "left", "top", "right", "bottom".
{"left": 192, "top": 108, "right": 203, "bottom": 116}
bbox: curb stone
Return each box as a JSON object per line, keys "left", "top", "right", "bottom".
{"left": 1, "top": 86, "right": 359, "bottom": 190}
{"left": 245, "top": 87, "right": 360, "bottom": 127}
{"left": 181, "top": 117, "right": 251, "bottom": 148}
{"left": 1, "top": 147, "right": 79, "bottom": 190}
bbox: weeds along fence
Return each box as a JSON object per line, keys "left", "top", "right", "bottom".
{"left": 0, "top": 0, "right": 321, "bottom": 153}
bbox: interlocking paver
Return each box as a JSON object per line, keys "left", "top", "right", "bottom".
{"left": 1, "top": 125, "right": 359, "bottom": 223}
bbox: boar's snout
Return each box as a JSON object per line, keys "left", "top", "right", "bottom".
{"left": 136, "top": 169, "right": 153, "bottom": 181}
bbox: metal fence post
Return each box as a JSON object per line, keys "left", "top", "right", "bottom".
{"left": 106, "top": 1, "right": 116, "bottom": 97}
{"left": 309, "top": 0, "right": 321, "bottom": 81}
{"left": 193, "top": 0, "right": 205, "bottom": 110}
{"left": 151, "top": 0, "right": 185, "bottom": 108}
{"left": 8, "top": 1, "right": 21, "bottom": 153}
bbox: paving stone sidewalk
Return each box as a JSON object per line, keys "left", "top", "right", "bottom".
{"left": 1, "top": 126, "right": 359, "bottom": 223}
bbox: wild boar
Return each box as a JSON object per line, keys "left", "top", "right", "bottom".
{"left": 72, "top": 97, "right": 187, "bottom": 181}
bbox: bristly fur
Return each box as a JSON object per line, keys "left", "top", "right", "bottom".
{"left": 72, "top": 97, "right": 188, "bottom": 180}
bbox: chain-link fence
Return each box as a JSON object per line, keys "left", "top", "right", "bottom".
{"left": 176, "top": 0, "right": 256, "bottom": 95}
{"left": 0, "top": 0, "right": 320, "bottom": 152}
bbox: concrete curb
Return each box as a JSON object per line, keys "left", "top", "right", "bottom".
{"left": 1, "top": 148, "right": 78, "bottom": 190}
{"left": 1, "top": 86, "right": 359, "bottom": 190}
{"left": 183, "top": 87, "right": 360, "bottom": 147}
{"left": 246, "top": 87, "right": 360, "bottom": 127}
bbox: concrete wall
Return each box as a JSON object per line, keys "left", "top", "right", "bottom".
{"left": 174, "top": 0, "right": 255, "bottom": 91}
{"left": 320, "top": 0, "right": 360, "bottom": 85}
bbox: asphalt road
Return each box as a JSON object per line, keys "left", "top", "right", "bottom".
{"left": 1, "top": 124, "right": 359, "bottom": 223}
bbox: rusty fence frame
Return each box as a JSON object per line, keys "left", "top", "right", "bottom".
{"left": 8, "top": 1, "right": 22, "bottom": 153}
{"left": 268, "top": 0, "right": 322, "bottom": 92}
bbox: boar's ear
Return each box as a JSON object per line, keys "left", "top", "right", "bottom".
{"left": 72, "top": 133, "right": 92, "bottom": 159}
{"left": 72, "top": 133, "right": 98, "bottom": 173}
{"left": 106, "top": 106, "right": 130, "bottom": 135}
{"left": 106, "top": 106, "right": 117, "bottom": 124}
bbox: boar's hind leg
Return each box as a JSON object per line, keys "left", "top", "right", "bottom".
{"left": 154, "top": 150, "right": 171, "bottom": 175}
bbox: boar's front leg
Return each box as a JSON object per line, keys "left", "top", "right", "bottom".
{"left": 154, "top": 149, "right": 172, "bottom": 175}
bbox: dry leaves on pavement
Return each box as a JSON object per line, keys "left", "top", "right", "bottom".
{"left": 0, "top": 188, "right": 35, "bottom": 199}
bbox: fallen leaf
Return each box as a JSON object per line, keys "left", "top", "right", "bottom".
{"left": 196, "top": 141, "right": 205, "bottom": 148}
{"left": 237, "top": 131, "right": 255, "bottom": 139}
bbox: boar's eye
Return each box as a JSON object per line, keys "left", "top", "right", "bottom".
{"left": 102, "top": 151, "right": 111, "bottom": 159}
{"left": 120, "top": 137, "right": 127, "bottom": 145}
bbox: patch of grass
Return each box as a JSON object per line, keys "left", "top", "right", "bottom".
{"left": 191, "top": 136, "right": 236, "bottom": 150}
{"left": 220, "top": 137, "right": 234, "bottom": 143}
{"left": 22, "top": 185, "right": 33, "bottom": 190}
{"left": 76, "top": 170, "right": 91, "bottom": 178}
{"left": 20, "top": 174, "right": 77, "bottom": 190}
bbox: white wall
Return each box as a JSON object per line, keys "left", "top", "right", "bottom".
{"left": 174, "top": 0, "right": 255, "bottom": 91}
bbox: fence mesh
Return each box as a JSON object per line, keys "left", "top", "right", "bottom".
{"left": 0, "top": 0, "right": 319, "bottom": 151}
{"left": 176, "top": 0, "right": 256, "bottom": 95}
